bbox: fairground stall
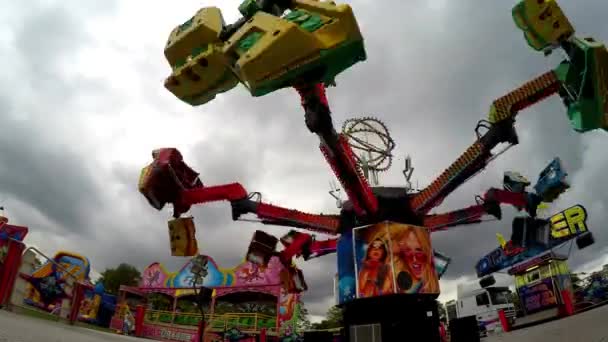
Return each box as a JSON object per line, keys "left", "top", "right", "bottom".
{"left": 509, "top": 251, "right": 574, "bottom": 317}
{"left": 111, "top": 254, "right": 301, "bottom": 341}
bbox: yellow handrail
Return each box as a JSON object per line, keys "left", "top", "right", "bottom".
{"left": 303, "top": 328, "right": 343, "bottom": 333}
{"left": 203, "top": 312, "right": 277, "bottom": 334}
{"left": 144, "top": 309, "right": 275, "bottom": 319}
{"left": 143, "top": 309, "right": 277, "bottom": 333}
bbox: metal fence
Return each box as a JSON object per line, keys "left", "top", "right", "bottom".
{"left": 9, "top": 246, "right": 84, "bottom": 321}
{"left": 144, "top": 309, "right": 277, "bottom": 333}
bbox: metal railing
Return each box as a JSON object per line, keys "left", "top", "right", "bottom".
{"left": 144, "top": 309, "right": 277, "bottom": 333}
{"left": 574, "top": 299, "right": 608, "bottom": 313}
{"left": 21, "top": 246, "right": 83, "bottom": 282}
{"left": 12, "top": 246, "right": 84, "bottom": 314}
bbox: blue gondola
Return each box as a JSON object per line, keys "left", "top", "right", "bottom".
{"left": 533, "top": 157, "right": 569, "bottom": 202}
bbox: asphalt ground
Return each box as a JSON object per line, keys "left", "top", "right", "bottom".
{"left": 0, "top": 309, "right": 149, "bottom": 342}
{"left": 483, "top": 304, "right": 608, "bottom": 342}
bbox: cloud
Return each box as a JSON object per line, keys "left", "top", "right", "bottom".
{"left": 1, "top": 0, "right": 607, "bottom": 319}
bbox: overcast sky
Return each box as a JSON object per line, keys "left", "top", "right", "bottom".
{"left": 1, "top": 0, "right": 607, "bottom": 321}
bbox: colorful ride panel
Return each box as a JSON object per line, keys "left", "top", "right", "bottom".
{"left": 512, "top": 0, "right": 608, "bottom": 132}
{"left": 512, "top": 0, "right": 574, "bottom": 52}
{"left": 476, "top": 204, "right": 591, "bottom": 278}
{"left": 163, "top": 0, "right": 365, "bottom": 105}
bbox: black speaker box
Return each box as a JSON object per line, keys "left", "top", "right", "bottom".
{"left": 449, "top": 315, "right": 480, "bottom": 342}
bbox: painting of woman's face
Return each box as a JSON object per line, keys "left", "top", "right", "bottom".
{"left": 367, "top": 239, "right": 386, "bottom": 261}
{"left": 400, "top": 232, "right": 428, "bottom": 280}
{"left": 168, "top": 218, "right": 197, "bottom": 256}
{"left": 169, "top": 226, "right": 188, "bottom": 256}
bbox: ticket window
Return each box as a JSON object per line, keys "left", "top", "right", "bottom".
{"left": 548, "top": 260, "right": 570, "bottom": 277}
{"left": 550, "top": 262, "right": 560, "bottom": 277}
{"left": 525, "top": 269, "right": 541, "bottom": 284}
{"left": 558, "top": 261, "right": 570, "bottom": 275}
{"left": 515, "top": 275, "right": 526, "bottom": 288}
{"left": 539, "top": 264, "right": 552, "bottom": 279}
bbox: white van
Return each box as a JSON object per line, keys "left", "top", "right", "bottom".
{"left": 451, "top": 282, "right": 516, "bottom": 334}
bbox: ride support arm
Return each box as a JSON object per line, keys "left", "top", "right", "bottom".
{"left": 425, "top": 187, "right": 544, "bottom": 232}
{"left": 180, "top": 182, "right": 341, "bottom": 234}
{"left": 279, "top": 231, "right": 338, "bottom": 264}
{"left": 232, "top": 198, "right": 341, "bottom": 234}
{"left": 483, "top": 188, "right": 542, "bottom": 217}
{"left": 181, "top": 183, "right": 248, "bottom": 204}
{"left": 307, "top": 238, "right": 338, "bottom": 259}
{"left": 294, "top": 83, "right": 379, "bottom": 217}
{"left": 410, "top": 71, "right": 561, "bottom": 214}
{"left": 424, "top": 201, "right": 501, "bottom": 232}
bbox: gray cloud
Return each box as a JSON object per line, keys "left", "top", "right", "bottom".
{"left": 0, "top": 0, "right": 124, "bottom": 234}
{"left": 1, "top": 0, "right": 607, "bottom": 320}
{"left": 0, "top": 117, "right": 102, "bottom": 234}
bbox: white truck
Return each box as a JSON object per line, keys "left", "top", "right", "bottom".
{"left": 446, "top": 281, "right": 517, "bottom": 335}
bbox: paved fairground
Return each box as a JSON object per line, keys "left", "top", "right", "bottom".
{"left": 0, "top": 310, "right": 149, "bottom": 342}
{"left": 484, "top": 304, "right": 608, "bottom": 342}
{"left": 1, "top": 306, "right": 608, "bottom": 342}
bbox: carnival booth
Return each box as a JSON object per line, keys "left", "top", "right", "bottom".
{"left": 509, "top": 252, "right": 574, "bottom": 317}
{"left": 111, "top": 255, "right": 302, "bottom": 341}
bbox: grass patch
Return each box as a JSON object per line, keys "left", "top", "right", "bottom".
{"left": 11, "top": 305, "right": 113, "bottom": 334}
{"left": 73, "top": 321, "right": 114, "bottom": 333}
{"left": 13, "top": 305, "right": 61, "bottom": 322}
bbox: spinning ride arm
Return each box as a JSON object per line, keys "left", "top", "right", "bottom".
{"left": 412, "top": 0, "right": 608, "bottom": 214}
{"left": 294, "top": 83, "right": 379, "bottom": 217}
{"left": 230, "top": 196, "right": 341, "bottom": 235}
{"left": 423, "top": 187, "right": 542, "bottom": 232}
{"left": 278, "top": 230, "right": 338, "bottom": 264}
{"left": 139, "top": 148, "right": 341, "bottom": 234}
{"left": 423, "top": 202, "right": 499, "bottom": 232}
{"left": 410, "top": 71, "right": 561, "bottom": 214}
{"left": 182, "top": 184, "right": 341, "bottom": 234}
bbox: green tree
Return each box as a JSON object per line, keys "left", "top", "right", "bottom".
{"left": 98, "top": 263, "right": 141, "bottom": 295}
{"left": 295, "top": 302, "right": 311, "bottom": 332}
{"left": 310, "top": 305, "right": 343, "bottom": 330}
{"left": 509, "top": 292, "right": 523, "bottom": 316}
{"left": 571, "top": 272, "right": 586, "bottom": 290}
{"left": 437, "top": 301, "right": 446, "bottom": 321}
{"left": 325, "top": 306, "right": 343, "bottom": 326}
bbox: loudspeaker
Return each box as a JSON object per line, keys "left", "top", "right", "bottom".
{"left": 198, "top": 287, "right": 213, "bottom": 302}
{"left": 303, "top": 331, "right": 333, "bottom": 342}
{"left": 449, "top": 316, "right": 480, "bottom": 342}
{"left": 576, "top": 232, "right": 595, "bottom": 249}
{"left": 343, "top": 294, "right": 440, "bottom": 342}
{"left": 511, "top": 217, "right": 548, "bottom": 247}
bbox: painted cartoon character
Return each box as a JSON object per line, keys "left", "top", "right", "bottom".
{"left": 238, "top": 262, "right": 265, "bottom": 283}
{"left": 357, "top": 238, "right": 394, "bottom": 298}
{"left": 168, "top": 217, "right": 198, "bottom": 256}
{"left": 80, "top": 297, "right": 92, "bottom": 316}
{"left": 144, "top": 270, "right": 162, "bottom": 287}
{"left": 279, "top": 289, "right": 297, "bottom": 322}
{"left": 391, "top": 226, "right": 439, "bottom": 294}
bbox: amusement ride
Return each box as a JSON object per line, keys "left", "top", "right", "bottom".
{"left": 138, "top": 0, "right": 608, "bottom": 340}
